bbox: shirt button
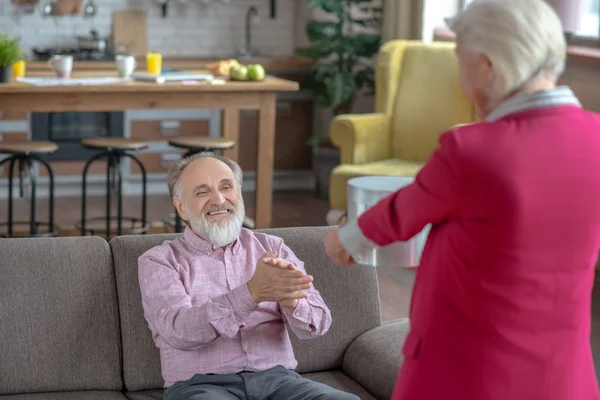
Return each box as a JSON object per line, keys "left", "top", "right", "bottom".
{"left": 239, "top": 324, "right": 245, "bottom": 329}
{"left": 294, "top": 311, "right": 300, "bottom": 318}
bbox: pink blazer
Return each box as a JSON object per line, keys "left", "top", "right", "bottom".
{"left": 358, "top": 105, "right": 600, "bottom": 399}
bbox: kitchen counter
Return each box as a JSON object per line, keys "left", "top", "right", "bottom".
{"left": 0, "top": 70, "right": 299, "bottom": 229}
{"left": 26, "top": 56, "right": 315, "bottom": 72}
{"left": 0, "top": 71, "right": 299, "bottom": 94}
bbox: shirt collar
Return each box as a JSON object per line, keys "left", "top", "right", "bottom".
{"left": 485, "top": 85, "right": 581, "bottom": 122}
{"left": 182, "top": 225, "right": 241, "bottom": 255}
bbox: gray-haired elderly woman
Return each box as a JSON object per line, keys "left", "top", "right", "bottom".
{"left": 323, "top": 0, "right": 600, "bottom": 399}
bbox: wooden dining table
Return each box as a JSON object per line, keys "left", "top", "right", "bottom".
{"left": 0, "top": 71, "right": 299, "bottom": 229}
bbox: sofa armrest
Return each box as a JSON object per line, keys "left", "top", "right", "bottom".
{"left": 342, "top": 318, "right": 410, "bottom": 400}
{"left": 330, "top": 113, "right": 392, "bottom": 165}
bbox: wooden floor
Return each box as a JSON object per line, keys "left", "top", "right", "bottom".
{"left": 1, "top": 189, "right": 598, "bottom": 378}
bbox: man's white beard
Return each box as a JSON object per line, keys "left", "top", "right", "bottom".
{"left": 184, "top": 198, "right": 245, "bottom": 247}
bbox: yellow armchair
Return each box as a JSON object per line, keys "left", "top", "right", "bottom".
{"left": 328, "top": 40, "right": 477, "bottom": 216}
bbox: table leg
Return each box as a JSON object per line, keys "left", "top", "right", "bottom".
{"left": 255, "top": 93, "right": 276, "bottom": 229}
{"left": 221, "top": 107, "right": 239, "bottom": 162}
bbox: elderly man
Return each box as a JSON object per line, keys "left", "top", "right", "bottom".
{"left": 138, "top": 152, "right": 357, "bottom": 400}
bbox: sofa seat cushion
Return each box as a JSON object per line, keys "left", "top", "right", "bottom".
{"left": 0, "top": 391, "right": 127, "bottom": 399}
{"left": 301, "top": 371, "right": 376, "bottom": 399}
{"left": 330, "top": 158, "right": 424, "bottom": 210}
{"left": 124, "top": 371, "right": 374, "bottom": 400}
{"left": 124, "top": 391, "right": 162, "bottom": 400}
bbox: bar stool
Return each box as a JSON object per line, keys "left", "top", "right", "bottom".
{"left": 0, "top": 141, "right": 60, "bottom": 238}
{"left": 162, "top": 137, "right": 257, "bottom": 233}
{"left": 77, "top": 137, "right": 151, "bottom": 239}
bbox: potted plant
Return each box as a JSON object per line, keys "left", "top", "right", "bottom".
{"left": 0, "top": 34, "right": 23, "bottom": 83}
{"left": 296, "top": 0, "right": 381, "bottom": 199}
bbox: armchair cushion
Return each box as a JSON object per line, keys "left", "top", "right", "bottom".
{"left": 342, "top": 319, "right": 410, "bottom": 400}
{"left": 330, "top": 113, "right": 392, "bottom": 165}
{"left": 329, "top": 159, "right": 423, "bottom": 210}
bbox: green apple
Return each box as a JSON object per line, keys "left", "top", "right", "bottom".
{"left": 247, "top": 64, "right": 265, "bottom": 81}
{"left": 230, "top": 65, "right": 248, "bottom": 81}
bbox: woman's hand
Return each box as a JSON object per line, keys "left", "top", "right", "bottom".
{"left": 324, "top": 217, "right": 355, "bottom": 266}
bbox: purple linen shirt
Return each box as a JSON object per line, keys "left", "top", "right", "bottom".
{"left": 138, "top": 226, "right": 332, "bottom": 387}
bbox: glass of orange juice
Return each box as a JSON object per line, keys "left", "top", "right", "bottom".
{"left": 146, "top": 53, "right": 162, "bottom": 75}
{"left": 12, "top": 60, "right": 25, "bottom": 78}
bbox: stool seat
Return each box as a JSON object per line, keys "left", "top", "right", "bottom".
{"left": 82, "top": 138, "right": 148, "bottom": 151}
{"left": 0, "top": 141, "right": 58, "bottom": 155}
{"left": 168, "top": 137, "right": 235, "bottom": 152}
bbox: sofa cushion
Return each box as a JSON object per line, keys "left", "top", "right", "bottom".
{"left": 0, "top": 392, "right": 127, "bottom": 400}
{"left": 0, "top": 237, "right": 122, "bottom": 395}
{"left": 110, "top": 227, "right": 381, "bottom": 391}
{"left": 124, "top": 391, "right": 162, "bottom": 400}
{"left": 123, "top": 371, "right": 375, "bottom": 400}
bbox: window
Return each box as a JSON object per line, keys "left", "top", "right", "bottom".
{"left": 463, "top": 0, "right": 600, "bottom": 38}
{"left": 580, "top": 0, "right": 599, "bottom": 37}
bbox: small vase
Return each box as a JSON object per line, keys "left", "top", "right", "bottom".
{"left": 0, "top": 66, "right": 12, "bottom": 83}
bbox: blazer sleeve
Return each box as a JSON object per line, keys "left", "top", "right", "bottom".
{"left": 339, "top": 130, "right": 462, "bottom": 263}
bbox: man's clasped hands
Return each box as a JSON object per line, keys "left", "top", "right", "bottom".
{"left": 247, "top": 251, "right": 313, "bottom": 309}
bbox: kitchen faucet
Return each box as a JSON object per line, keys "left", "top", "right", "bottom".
{"left": 242, "top": 6, "right": 259, "bottom": 58}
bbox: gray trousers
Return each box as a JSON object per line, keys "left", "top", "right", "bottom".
{"left": 163, "top": 365, "right": 360, "bottom": 400}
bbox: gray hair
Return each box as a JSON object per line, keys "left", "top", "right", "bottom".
{"left": 448, "top": 0, "right": 566, "bottom": 99}
{"left": 167, "top": 151, "right": 243, "bottom": 200}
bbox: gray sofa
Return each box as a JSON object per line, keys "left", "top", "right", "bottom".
{"left": 0, "top": 227, "right": 409, "bottom": 399}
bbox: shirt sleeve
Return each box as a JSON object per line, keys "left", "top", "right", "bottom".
{"left": 275, "top": 239, "right": 332, "bottom": 340}
{"left": 339, "top": 130, "right": 462, "bottom": 264}
{"left": 138, "top": 250, "right": 258, "bottom": 351}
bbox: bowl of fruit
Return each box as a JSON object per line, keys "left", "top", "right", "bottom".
{"left": 205, "top": 59, "right": 266, "bottom": 82}
{"left": 229, "top": 63, "right": 265, "bottom": 82}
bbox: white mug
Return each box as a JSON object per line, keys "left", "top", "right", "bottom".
{"left": 115, "top": 55, "right": 136, "bottom": 78}
{"left": 48, "top": 55, "right": 73, "bottom": 79}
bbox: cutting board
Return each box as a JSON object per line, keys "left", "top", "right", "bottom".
{"left": 112, "top": 9, "right": 147, "bottom": 56}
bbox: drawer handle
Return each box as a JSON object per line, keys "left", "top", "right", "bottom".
{"left": 160, "top": 121, "right": 181, "bottom": 137}
{"left": 160, "top": 153, "right": 181, "bottom": 169}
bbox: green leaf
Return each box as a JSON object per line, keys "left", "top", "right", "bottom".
{"left": 351, "top": 34, "right": 381, "bottom": 57}
{"left": 360, "top": 6, "right": 383, "bottom": 13}
{"left": 295, "top": 40, "right": 334, "bottom": 59}
{"left": 307, "top": 0, "right": 343, "bottom": 13}
{"left": 0, "top": 34, "right": 22, "bottom": 67}
{"left": 313, "top": 63, "right": 338, "bottom": 80}
{"left": 306, "top": 21, "right": 339, "bottom": 41}
{"left": 326, "top": 71, "right": 356, "bottom": 108}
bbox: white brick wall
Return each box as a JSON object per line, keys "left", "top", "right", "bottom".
{"left": 0, "top": 0, "right": 296, "bottom": 58}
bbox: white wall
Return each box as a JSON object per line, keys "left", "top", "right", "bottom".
{"left": 0, "top": 0, "right": 295, "bottom": 58}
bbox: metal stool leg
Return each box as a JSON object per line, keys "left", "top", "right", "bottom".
{"left": 26, "top": 157, "right": 37, "bottom": 236}
{"left": 2, "top": 157, "right": 17, "bottom": 237}
{"left": 31, "top": 154, "right": 58, "bottom": 236}
{"left": 81, "top": 152, "right": 109, "bottom": 236}
{"left": 124, "top": 152, "right": 148, "bottom": 234}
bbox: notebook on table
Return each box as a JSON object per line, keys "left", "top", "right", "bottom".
{"left": 132, "top": 71, "right": 215, "bottom": 83}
